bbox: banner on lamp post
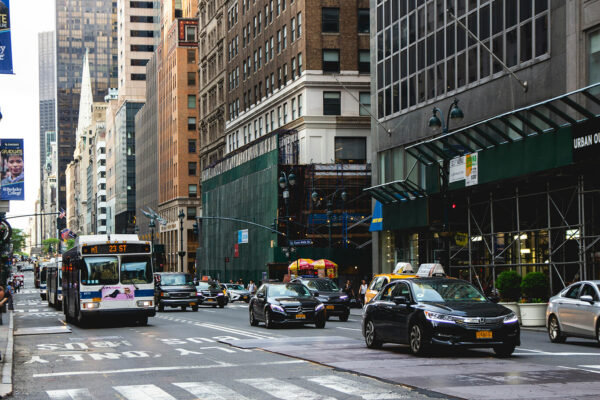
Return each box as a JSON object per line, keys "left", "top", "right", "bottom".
{"left": 0, "top": 0, "right": 14, "bottom": 75}
{"left": 0, "top": 139, "right": 24, "bottom": 200}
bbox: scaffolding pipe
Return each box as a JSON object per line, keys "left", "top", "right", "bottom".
{"left": 516, "top": 186, "right": 521, "bottom": 273}
{"left": 490, "top": 192, "right": 495, "bottom": 289}
{"left": 547, "top": 182, "right": 553, "bottom": 295}
{"left": 468, "top": 195, "right": 472, "bottom": 282}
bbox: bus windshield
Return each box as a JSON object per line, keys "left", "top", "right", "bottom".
{"left": 81, "top": 257, "right": 119, "bottom": 285}
{"left": 121, "top": 256, "right": 153, "bottom": 284}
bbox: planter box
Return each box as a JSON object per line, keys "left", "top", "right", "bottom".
{"left": 499, "top": 302, "right": 521, "bottom": 324}
{"left": 519, "top": 302, "right": 547, "bottom": 327}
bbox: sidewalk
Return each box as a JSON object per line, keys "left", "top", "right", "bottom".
{"left": 0, "top": 312, "right": 13, "bottom": 398}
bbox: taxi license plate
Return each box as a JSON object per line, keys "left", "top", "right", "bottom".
{"left": 190, "top": 302, "right": 196, "bottom": 306}
{"left": 326, "top": 305, "right": 335, "bottom": 310}
{"left": 206, "top": 298, "right": 215, "bottom": 302}
{"left": 476, "top": 330, "right": 493, "bottom": 339}
{"left": 296, "top": 313, "right": 306, "bottom": 319}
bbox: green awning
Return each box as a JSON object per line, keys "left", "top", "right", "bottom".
{"left": 405, "top": 83, "right": 600, "bottom": 166}
{"left": 364, "top": 178, "right": 427, "bottom": 205}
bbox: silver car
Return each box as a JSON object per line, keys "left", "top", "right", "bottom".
{"left": 223, "top": 283, "right": 252, "bottom": 303}
{"left": 546, "top": 280, "right": 600, "bottom": 343}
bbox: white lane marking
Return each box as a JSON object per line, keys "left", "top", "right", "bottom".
{"left": 174, "top": 382, "right": 250, "bottom": 400}
{"left": 336, "top": 327, "right": 361, "bottom": 331}
{"left": 580, "top": 365, "right": 600, "bottom": 369}
{"left": 513, "top": 349, "right": 600, "bottom": 356}
{"left": 114, "top": 385, "right": 176, "bottom": 400}
{"left": 240, "top": 377, "right": 336, "bottom": 400}
{"left": 558, "top": 365, "right": 600, "bottom": 374}
{"left": 46, "top": 388, "right": 94, "bottom": 399}
{"left": 196, "top": 321, "right": 275, "bottom": 339}
{"left": 33, "top": 360, "right": 306, "bottom": 378}
{"left": 305, "top": 376, "right": 405, "bottom": 399}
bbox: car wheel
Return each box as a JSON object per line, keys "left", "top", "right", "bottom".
{"left": 212, "top": 304, "right": 217, "bottom": 308}
{"left": 339, "top": 313, "right": 349, "bottom": 322}
{"left": 181, "top": 306, "right": 187, "bottom": 311}
{"left": 596, "top": 321, "right": 600, "bottom": 344}
{"left": 249, "top": 308, "right": 259, "bottom": 326}
{"left": 325, "top": 314, "right": 330, "bottom": 321}
{"left": 158, "top": 303, "right": 164, "bottom": 312}
{"left": 315, "top": 315, "right": 326, "bottom": 329}
{"left": 409, "top": 322, "right": 429, "bottom": 356}
{"left": 493, "top": 343, "right": 516, "bottom": 358}
{"left": 264, "top": 309, "right": 274, "bottom": 329}
{"left": 192, "top": 305, "right": 199, "bottom": 312}
{"left": 548, "top": 315, "right": 566, "bottom": 343}
{"left": 364, "top": 319, "right": 382, "bottom": 349}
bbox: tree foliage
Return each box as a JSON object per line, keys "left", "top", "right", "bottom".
{"left": 10, "top": 228, "right": 28, "bottom": 254}
{"left": 42, "top": 238, "right": 60, "bottom": 255}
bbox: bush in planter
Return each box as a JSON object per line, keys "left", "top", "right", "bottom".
{"left": 521, "top": 271, "right": 549, "bottom": 302}
{"left": 496, "top": 270, "right": 521, "bottom": 302}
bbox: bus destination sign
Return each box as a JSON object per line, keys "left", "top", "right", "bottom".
{"left": 82, "top": 243, "right": 151, "bottom": 255}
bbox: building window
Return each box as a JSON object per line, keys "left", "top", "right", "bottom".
{"left": 590, "top": 30, "right": 600, "bottom": 84}
{"left": 323, "top": 50, "right": 340, "bottom": 73}
{"left": 131, "top": 59, "right": 149, "bottom": 66}
{"left": 188, "top": 162, "right": 197, "bottom": 176}
{"left": 359, "top": 92, "right": 371, "bottom": 116}
{"left": 291, "top": 17, "right": 296, "bottom": 41}
{"left": 277, "top": 30, "right": 281, "bottom": 53}
{"left": 298, "top": 52, "right": 302, "bottom": 74}
{"left": 358, "top": 9, "right": 369, "bottom": 34}
{"left": 265, "top": 112, "right": 270, "bottom": 132}
{"left": 187, "top": 50, "right": 195, "bottom": 64}
{"left": 188, "top": 95, "right": 196, "bottom": 109}
{"left": 322, "top": 8, "right": 339, "bottom": 33}
{"left": 188, "top": 184, "right": 198, "bottom": 198}
{"left": 323, "top": 92, "right": 341, "bottom": 115}
{"left": 298, "top": 94, "right": 303, "bottom": 116}
{"left": 335, "top": 137, "right": 366, "bottom": 164}
{"left": 297, "top": 12, "right": 302, "bottom": 37}
{"left": 131, "top": 74, "right": 146, "bottom": 81}
{"left": 259, "top": 117, "right": 263, "bottom": 135}
{"left": 270, "top": 110, "right": 275, "bottom": 129}
{"left": 277, "top": 106, "right": 282, "bottom": 127}
{"left": 188, "top": 117, "right": 196, "bottom": 131}
{"left": 185, "top": 26, "right": 197, "bottom": 41}
{"left": 130, "top": 1, "right": 154, "bottom": 8}
{"left": 359, "top": 50, "right": 370, "bottom": 73}
{"left": 291, "top": 98, "right": 296, "bottom": 119}
{"left": 187, "top": 72, "right": 196, "bottom": 85}
{"left": 187, "top": 207, "right": 197, "bottom": 220}
{"left": 283, "top": 103, "right": 288, "bottom": 124}
{"left": 291, "top": 57, "right": 296, "bottom": 79}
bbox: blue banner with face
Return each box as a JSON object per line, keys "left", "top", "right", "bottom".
{"left": 0, "top": 0, "right": 13, "bottom": 75}
{"left": 0, "top": 139, "right": 24, "bottom": 200}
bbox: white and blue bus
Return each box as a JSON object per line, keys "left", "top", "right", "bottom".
{"left": 39, "top": 261, "right": 51, "bottom": 300}
{"left": 47, "top": 257, "right": 62, "bottom": 309}
{"left": 61, "top": 235, "right": 155, "bottom": 326}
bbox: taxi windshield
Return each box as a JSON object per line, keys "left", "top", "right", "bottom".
{"left": 160, "top": 274, "right": 194, "bottom": 286}
{"left": 268, "top": 284, "right": 312, "bottom": 298}
{"left": 197, "top": 281, "right": 220, "bottom": 290}
{"left": 412, "top": 281, "right": 486, "bottom": 303}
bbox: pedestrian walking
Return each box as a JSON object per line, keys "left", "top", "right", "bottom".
{"left": 0, "top": 286, "right": 7, "bottom": 325}
{"left": 359, "top": 279, "right": 368, "bottom": 306}
{"left": 247, "top": 280, "right": 257, "bottom": 294}
{"left": 343, "top": 280, "right": 355, "bottom": 300}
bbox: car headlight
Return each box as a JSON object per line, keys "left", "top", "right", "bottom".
{"left": 503, "top": 313, "right": 518, "bottom": 324}
{"left": 339, "top": 295, "right": 348, "bottom": 300}
{"left": 315, "top": 303, "right": 325, "bottom": 311}
{"left": 217, "top": 292, "right": 224, "bottom": 296}
{"left": 424, "top": 310, "right": 456, "bottom": 324}
{"left": 160, "top": 292, "right": 170, "bottom": 298}
{"left": 271, "top": 304, "right": 285, "bottom": 313}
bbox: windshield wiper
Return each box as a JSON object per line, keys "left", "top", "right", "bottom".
{"left": 121, "top": 278, "right": 139, "bottom": 290}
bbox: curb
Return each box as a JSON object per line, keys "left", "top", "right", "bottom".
{"left": 0, "top": 312, "right": 13, "bottom": 398}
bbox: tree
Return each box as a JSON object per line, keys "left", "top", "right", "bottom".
{"left": 42, "top": 238, "right": 60, "bottom": 255}
{"left": 10, "top": 228, "right": 28, "bottom": 254}
{"left": 66, "top": 239, "right": 75, "bottom": 250}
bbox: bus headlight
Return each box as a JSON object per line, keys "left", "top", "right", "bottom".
{"left": 58, "top": 294, "right": 63, "bottom": 301}
{"left": 82, "top": 302, "right": 99, "bottom": 310}
{"left": 137, "top": 300, "right": 153, "bottom": 307}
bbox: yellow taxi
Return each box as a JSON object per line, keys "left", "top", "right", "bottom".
{"left": 364, "top": 263, "right": 417, "bottom": 304}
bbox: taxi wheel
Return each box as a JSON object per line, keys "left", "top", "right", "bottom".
{"left": 409, "top": 322, "right": 429, "bottom": 356}
{"left": 548, "top": 315, "right": 566, "bottom": 343}
{"left": 181, "top": 306, "right": 187, "bottom": 311}
{"left": 339, "top": 313, "right": 349, "bottom": 322}
{"left": 249, "top": 308, "right": 259, "bottom": 326}
{"left": 315, "top": 316, "right": 326, "bottom": 329}
{"left": 365, "top": 319, "right": 382, "bottom": 349}
{"left": 192, "top": 305, "right": 199, "bottom": 312}
{"left": 493, "top": 343, "right": 516, "bottom": 358}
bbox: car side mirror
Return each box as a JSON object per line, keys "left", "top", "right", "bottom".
{"left": 580, "top": 295, "right": 594, "bottom": 303}
{"left": 393, "top": 295, "right": 409, "bottom": 305}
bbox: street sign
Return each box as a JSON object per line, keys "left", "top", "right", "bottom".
{"left": 289, "top": 239, "right": 313, "bottom": 246}
{"left": 237, "top": 229, "right": 248, "bottom": 244}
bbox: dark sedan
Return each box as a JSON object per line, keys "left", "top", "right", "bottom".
{"left": 249, "top": 283, "right": 326, "bottom": 328}
{"left": 196, "top": 281, "right": 227, "bottom": 308}
{"left": 362, "top": 278, "right": 520, "bottom": 357}
{"left": 291, "top": 277, "right": 350, "bottom": 321}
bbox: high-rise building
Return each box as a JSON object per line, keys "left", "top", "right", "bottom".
{"left": 157, "top": 0, "right": 200, "bottom": 273}
{"left": 38, "top": 31, "right": 56, "bottom": 185}
{"left": 367, "top": 1, "right": 600, "bottom": 291}
{"left": 55, "top": 0, "right": 118, "bottom": 216}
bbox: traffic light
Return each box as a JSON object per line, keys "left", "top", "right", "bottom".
{"left": 193, "top": 222, "right": 199, "bottom": 235}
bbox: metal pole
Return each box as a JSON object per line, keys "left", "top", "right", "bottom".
{"left": 547, "top": 182, "right": 553, "bottom": 295}
{"left": 490, "top": 192, "right": 495, "bottom": 290}
{"left": 516, "top": 186, "right": 521, "bottom": 273}
{"left": 578, "top": 175, "right": 585, "bottom": 280}
{"left": 468, "top": 195, "right": 472, "bottom": 283}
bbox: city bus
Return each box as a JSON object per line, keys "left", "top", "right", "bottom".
{"left": 61, "top": 234, "right": 156, "bottom": 326}
{"left": 39, "top": 260, "right": 51, "bottom": 300}
{"left": 47, "top": 257, "right": 62, "bottom": 309}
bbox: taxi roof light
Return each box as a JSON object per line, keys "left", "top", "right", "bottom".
{"left": 416, "top": 263, "right": 446, "bottom": 277}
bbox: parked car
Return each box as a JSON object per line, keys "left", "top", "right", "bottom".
{"left": 154, "top": 272, "right": 198, "bottom": 312}
{"left": 546, "top": 280, "right": 600, "bottom": 343}
{"left": 196, "top": 281, "right": 227, "bottom": 308}
{"left": 290, "top": 277, "right": 350, "bottom": 321}
{"left": 223, "top": 283, "right": 252, "bottom": 303}
{"left": 249, "top": 282, "right": 326, "bottom": 329}
{"left": 362, "top": 277, "right": 520, "bottom": 357}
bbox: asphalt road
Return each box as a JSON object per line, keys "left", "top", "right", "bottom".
{"left": 10, "top": 269, "right": 600, "bottom": 399}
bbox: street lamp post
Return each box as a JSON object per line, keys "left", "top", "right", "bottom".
{"left": 279, "top": 170, "right": 296, "bottom": 257}
{"left": 428, "top": 98, "right": 464, "bottom": 266}
{"left": 178, "top": 210, "right": 186, "bottom": 272}
{"left": 312, "top": 188, "right": 347, "bottom": 248}
{"left": 149, "top": 218, "right": 156, "bottom": 269}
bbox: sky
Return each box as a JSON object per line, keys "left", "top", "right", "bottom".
{"left": 0, "top": 0, "right": 55, "bottom": 231}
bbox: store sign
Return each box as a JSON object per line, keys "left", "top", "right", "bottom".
{"left": 572, "top": 117, "right": 600, "bottom": 162}
{"left": 448, "top": 153, "right": 478, "bottom": 187}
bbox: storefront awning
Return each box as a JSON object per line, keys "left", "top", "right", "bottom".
{"left": 405, "top": 83, "right": 600, "bottom": 166}
{"left": 364, "top": 178, "right": 428, "bottom": 205}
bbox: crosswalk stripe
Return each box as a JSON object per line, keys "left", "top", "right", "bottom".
{"left": 239, "top": 378, "right": 336, "bottom": 400}
{"left": 46, "top": 388, "right": 94, "bottom": 399}
{"left": 174, "top": 382, "right": 250, "bottom": 399}
{"left": 305, "top": 376, "right": 405, "bottom": 399}
{"left": 114, "top": 385, "right": 176, "bottom": 400}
